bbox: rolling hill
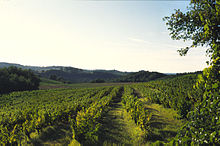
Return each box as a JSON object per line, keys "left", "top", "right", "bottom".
{"left": 0, "top": 62, "right": 167, "bottom": 83}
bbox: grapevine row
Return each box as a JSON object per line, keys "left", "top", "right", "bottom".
{"left": 0, "top": 87, "right": 112, "bottom": 144}
{"left": 70, "top": 87, "right": 122, "bottom": 145}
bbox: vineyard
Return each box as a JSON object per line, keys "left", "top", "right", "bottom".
{"left": 0, "top": 74, "right": 218, "bottom": 145}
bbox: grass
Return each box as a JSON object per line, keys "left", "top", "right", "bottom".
{"left": 30, "top": 123, "right": 72, "bottom": 145}
{"left": 144, "top": 103, "right": 184, "bottom": 143}
{"left": 40, "top": 77, "right": 64, "bottom": 85}
{"left": 98, "top": 95, "right": 145, "bottom": 145}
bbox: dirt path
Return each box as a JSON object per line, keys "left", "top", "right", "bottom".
{"left": 98, "top": 96, "right": 145, "bottom": 145}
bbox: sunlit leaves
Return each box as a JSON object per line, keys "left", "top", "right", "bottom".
{"left": 0, "top": 87, "right": 113, "bottom": 144}
{"left": 164, "top": 0, "right": 219, "bottom": 59}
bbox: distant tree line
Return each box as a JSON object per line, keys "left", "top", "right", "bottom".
{"left": 116, "top": 71, "right": 166, "bottom": 82}
{"left": 40, "top": 69, "right": 122, "bottom": 83}
{"left": 176, "top": 71, "right": 202, "bottom": 76}
{"left": 48, "top": 74, "right": 71, "bottom": 84}
{"left": 90, "top": 79, "right": 105, "bottom": 83}
{"left": 0, "top": 67, "right": 40, "bottom": 94}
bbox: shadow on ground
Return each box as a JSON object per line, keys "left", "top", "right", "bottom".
{"left": 31, "top": 123, "right": 72, "bottom": 145}
{"left": 98, "top": 95, "right": 144, "bottom": 145}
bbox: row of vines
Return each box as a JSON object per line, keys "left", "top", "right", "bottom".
{"left": 70, "top": 87, "right": 121, "bottom": 145}
{"left": 0, "top": 87, "right": 114, "bottom": 145}
{"left": 1, "top": 73, "right": 217, "bottom": 145}
{"left": 133, "top": 74, "right": 219, "bottom": 145}
{"left": 121, "top": 86, "right": 151, "bottom": 139}
{"left": 134, "top": 74, "right": 204, "bottom": 119}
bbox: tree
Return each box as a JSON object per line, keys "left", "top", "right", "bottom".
{"left": 163, "top": 0, "right": 219, "bottom": 59}
{"left": 164, "top": 0, "right": 220, "bottom": 145}
{"left": 49, "top": 74, "right": 58, "bottom": 80}
{"left": 0, "top": 67, "right": 40, "bottom": 94}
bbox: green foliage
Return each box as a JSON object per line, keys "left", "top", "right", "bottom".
{"left": 163, "top": 0, "right": 220, "bottom": 57}
{"left": 122, "top": 86, "right": 151, "bottom": 134}
{"left": 0, "top": 70, "right": 218, "bottom": 145}
{"left": 0, "top": 67, "right": 40, "bottom": 94}
{"left": 174, "top": 57, "right": 220, "bottom": 145}
{"left": 0, "top": 87, "right": 113, "bottom": 144}
{"left": 116, "top": 71, "right": 166, "bottom": 82}
{"left": 70, "top": 87, "right": 121, "bottom": 145}
{"left": 91, "top": 79, "right": 106, "bottom": 83}
{"left": 134, "top": 74, "right": 203, "bottom": 119}
{"left": 164, "top": 0, "right": 220, "bottom": 145}
{"left": 40, "top": 69, "right": 123, "bottom": 83}
{"left": 40, "top": 77, "right": 63, "bottom": 85}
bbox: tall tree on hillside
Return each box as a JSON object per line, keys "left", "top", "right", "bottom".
{"left": 164, "top": 0, "right": 219, "bottom": 145}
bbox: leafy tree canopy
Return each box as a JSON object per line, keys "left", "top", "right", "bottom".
{"left": 164, "top": 0, "right": 219, "bottom": 59}
{"left": 164, "top": 0, "right": 220, "bottom": 145}
{"left": 0, "top": 67, "right": 40, "bottom": 94}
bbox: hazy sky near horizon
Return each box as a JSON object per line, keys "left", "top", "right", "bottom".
{"left": 0, "top": 0, "right": 208, "bottom": 73}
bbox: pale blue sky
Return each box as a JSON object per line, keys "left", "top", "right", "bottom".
{"left": 0, "top": 0, "right": 208, "bottom": 73}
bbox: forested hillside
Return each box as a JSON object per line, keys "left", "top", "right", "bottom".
{"left": 40, "top": 69, "right": 122, "bottom": 83}
{"left": 0, "top": 62, "right": 168, "bottom": 83}
{"left": 116, "top": 71, "right": 167, "bottom": 82}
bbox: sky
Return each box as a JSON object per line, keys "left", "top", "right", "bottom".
{"left": 0, "top": 0, "right": 208, "bottom": 73}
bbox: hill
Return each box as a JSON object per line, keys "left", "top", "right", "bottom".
{"left": 116, "top": 70, "right": 167, "bottom": 82}
{"left": 0, "top": 62, "right": 167, "bottom": 83}
{"left": 0, "top": 62, "right": 62, "bottom": 71}
{"left": 40, "top": 69, "right": 124, "bottom": 83}
{"left": 0, "top": 62, "right": 128, "bottom": 83}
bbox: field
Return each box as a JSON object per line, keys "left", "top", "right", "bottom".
{"left": 39, "top": 77, "right": 135, "bottom": 89}
{"left": 0, "top": 74, "right": 202, "bottom": 145}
